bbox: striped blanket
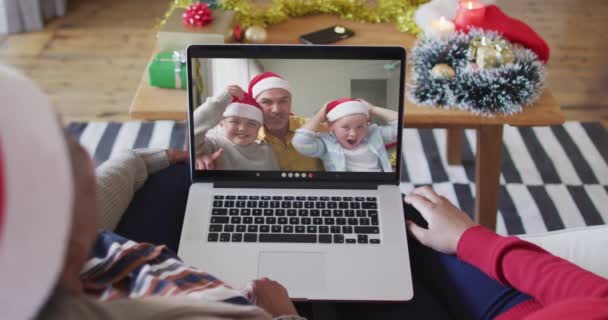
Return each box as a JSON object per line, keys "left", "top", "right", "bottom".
{"left": 70, "top": 120, "right": 607, "bottom": 300}
{"left": 396, "top": 122, "right": 607, "bottom": 236}
{"left": 67, "top": 120, "right": 607, "bottom": 236}
{"left": 81, "top": 230, "right": 251, "bottom": 304}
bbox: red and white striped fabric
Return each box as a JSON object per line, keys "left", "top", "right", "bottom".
{"left": 0, "top": 64, "right": 74, "bottom": 320}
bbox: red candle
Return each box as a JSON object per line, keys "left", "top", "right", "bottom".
{"left": 454, "top": 0, "right": 487, "bottom": 31}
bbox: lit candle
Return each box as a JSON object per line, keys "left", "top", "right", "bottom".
{"left": 428, "top": 16, "right": 455, "bottom": 40}
{"left": 454, "top": 0, "right": 487, "bottom": 31}
{"left": 461, "top": 0, "right": 484, "bottom": 10}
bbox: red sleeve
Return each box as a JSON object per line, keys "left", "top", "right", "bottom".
{"left": 457, "top": 225, "right": 608, "bottom": 306}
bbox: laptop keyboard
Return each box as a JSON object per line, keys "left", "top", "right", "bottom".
{"left": 207, "top": 195, "right": 381, "bottom": 244}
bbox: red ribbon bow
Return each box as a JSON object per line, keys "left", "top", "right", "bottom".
{"left": 182, "top": 2, "right": 214, "bottom": 27}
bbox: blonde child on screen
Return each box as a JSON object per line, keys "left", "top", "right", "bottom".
{"left": 292, "top": 98, "right": 398, "bottom": 172}
{"left": 193, "top": 85, "right": 279, "bottom": 171}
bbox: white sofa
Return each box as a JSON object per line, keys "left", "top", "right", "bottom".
{"left": 520, "top": 224, "right": 608, "bottom": 278}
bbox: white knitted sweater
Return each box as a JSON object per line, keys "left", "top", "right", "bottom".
{"left": 95, "top": 148, "right": 171, "bottom": 230}
{"left": 192, "top": 91, "right": 279, "bottom": 171}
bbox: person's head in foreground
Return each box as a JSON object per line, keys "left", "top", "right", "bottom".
{"left": 0, "top": 64, "right": 301, "bottom": 319}
{"left": 221, "top": 94, "right": 264, "bottom": 146}
{"left": 325, "top": 98, "right": 370, "bottom": 150}
{"left": 248, "top": 72, "right": 292, "bottom": 134}
{"left": 0, "top": 64, "right": 99, "bottom": 319}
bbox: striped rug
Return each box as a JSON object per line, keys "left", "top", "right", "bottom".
{"left": 66, "top": 121, "right": 608, "bottom": 236}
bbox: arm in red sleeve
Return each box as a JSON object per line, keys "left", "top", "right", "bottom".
{"left": 457, "top": 225, "right": 608, "bottom": 306}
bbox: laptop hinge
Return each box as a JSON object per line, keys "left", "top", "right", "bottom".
{"left": 213, "top": 180, "right": 382, "bottom": 190}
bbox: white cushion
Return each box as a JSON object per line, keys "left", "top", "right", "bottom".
{"left": 519, "top": 225, "right": 608, "bottom": 278}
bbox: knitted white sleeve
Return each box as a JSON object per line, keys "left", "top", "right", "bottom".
{"left": 192, "top": 91, "right": 233, "bottom": 156}
{"left": 291, "top": 128, "right": 327, "bottom": 158}
{"left": 379, "top": 120, "right": 399, "bottom": 143}
{"left": 95, "top": 149, "right": 170, "bottom": 231}
{"left": 264, "top": 144, "right": 281, "bottom": 170}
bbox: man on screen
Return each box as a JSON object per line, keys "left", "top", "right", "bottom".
{"left": 197, "top": 72, "right": 325, "bottom": 172}
{"left": 248, "top": 72, "right": 325, "bottom": 172}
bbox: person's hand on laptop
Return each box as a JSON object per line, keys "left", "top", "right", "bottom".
{"left": 195, "top": 148, "right": 224, "bottom": 170}
{"left": 244, "top": 278, "right": 299, "bottom": 317}
{"left": 404, "top": 186, "right": 477, "bottom": 255}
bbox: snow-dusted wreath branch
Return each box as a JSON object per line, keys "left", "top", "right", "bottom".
{"left": 409, "top": 29, "right": 545, "bottom": 115}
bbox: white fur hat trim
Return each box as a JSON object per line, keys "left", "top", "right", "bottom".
{"left": 0, "top": 64, "right": 73, "bottom": 320}
{"left": 326, "top": 100, "right": 369, "bottom": 122}
{"left": 251, "top": 77, "right": 290, "bottom": 98}
{"left": 223, "top": 103, "right": 264, "bottom": 124}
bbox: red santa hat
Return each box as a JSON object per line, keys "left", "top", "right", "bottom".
{"left": 0, "top": 65, "right": 74, "bottom": 319}
{"left": 223, "top": 93, "right": 264, "bottom": 124}
{"left": 248, "top": 72, "right": 291, "bottom": 98}
{"left": 325, "top": 98, "right": 369, "bottom": 122}
{"left": 454, "top": 5, "right": 550, "bottom": 62}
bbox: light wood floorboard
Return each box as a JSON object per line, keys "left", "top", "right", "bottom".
{"left": 0, "top": 0, "right": 606, "bottom": 126}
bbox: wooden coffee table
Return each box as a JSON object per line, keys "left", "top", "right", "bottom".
{"left": 129, "top": 15, "right": 564, "bottom": 230}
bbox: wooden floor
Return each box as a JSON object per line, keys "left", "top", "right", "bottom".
{"left": 1, "top": 0, "right": 607, "bottom": 126}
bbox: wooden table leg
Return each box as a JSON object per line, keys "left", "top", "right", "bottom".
{"left": 447, "top": 127, "right": 464, "bottom": 165}
{"left": 475, "top": 125, "right": 504, "bottom": 230}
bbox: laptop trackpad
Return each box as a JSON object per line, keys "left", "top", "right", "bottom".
{"left": 258, "top": 251, "right": 326, "bottom": 296}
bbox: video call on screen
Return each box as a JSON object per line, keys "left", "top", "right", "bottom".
{"left": 191, "top": 58, "right": 401, "bottom": 174}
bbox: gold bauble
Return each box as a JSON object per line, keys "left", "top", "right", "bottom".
{"left": 430, "top": 63, "right": 456, "bottom": 80}
{"left": 245, "top": 26, "right": 268, "bottom": 43}
{"left": 468, "top": 36, "right": 516, "bottom": 70}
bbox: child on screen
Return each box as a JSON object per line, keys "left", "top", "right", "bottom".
{"left": 292, "top": 98, "right": 398, "bottom": 172}
{"left": 193, "top": 85, "right": 279, "bottom": 171}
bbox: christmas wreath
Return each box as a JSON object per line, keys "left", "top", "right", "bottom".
{"left": 409, "top": 29, "right": 545, "bottom": 115}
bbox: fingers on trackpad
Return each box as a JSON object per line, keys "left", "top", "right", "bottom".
{"left": 257, "top": 251, "right": 327, "bottom": 297}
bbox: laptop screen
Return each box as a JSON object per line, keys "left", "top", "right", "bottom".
{"left": 187, "top": 45, "right": 405, "bottom": 185}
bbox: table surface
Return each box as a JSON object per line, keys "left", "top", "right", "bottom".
{"left": 129, "top": 15, "right": 565, "bottom": 127}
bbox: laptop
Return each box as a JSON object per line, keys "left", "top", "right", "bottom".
{"left": 178, "top": 45, "right": 412, "bottom": 301}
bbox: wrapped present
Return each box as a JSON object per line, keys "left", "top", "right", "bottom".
{"left": 148, "top": 51, "right": 188, "bottom": 89}
{"left": 158, "top": 8, "right": 236, "bottom": 52}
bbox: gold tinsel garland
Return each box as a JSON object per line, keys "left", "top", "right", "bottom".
{"left": 158, "top": 0, "right": 428, "bottom": 35}
{"left": 157, "top": 0, "right": 195, "bottom": 29}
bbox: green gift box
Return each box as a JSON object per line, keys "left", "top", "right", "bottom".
{"left": 148, "top": 51, "right": 188, "bottom": 89}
